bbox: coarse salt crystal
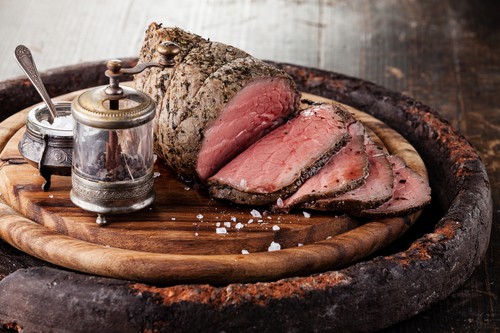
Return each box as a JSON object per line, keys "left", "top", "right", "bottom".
{"left": 40, "top": 114, "right": 74, "bottom": 130}
{"left": 276, "top": 197, "right": 284, "bottom": 207}
{"left": 231, "top": 216, "right": 237, "bottom": 222}
{"left": 257, "top": 219, "right": 263, "bottom": 223}
{"left": 303, "top": 211, "right": 311, "bottom": 218}
{"left": 250, "top": 209, "right": 262, "bottom": 218}
{"left": 216, "top": 227, "right": 227, "bottom": 234}
{"left": 49, "top": 195, "right": 54, "bottom": 198}
{"left": 241, "top": 249, "right": 250, "bottom": 255}
{"left": 216, "top": 222, "right": 221, "bottom": 227}
{"left": 195, "top": 232, "right": 199, "bottom": 236}
{"left": 184, "top": 186, "right": 191, "bottom": 191}
{"left": 298, "top": 243, "right": 304, "bottom": 247}
{"left": 235, "top": 222, "right": 244, "bottom": 230}
{"left": 196, "top": 213, "right": 204, "bottom": 220}
{"left": 272, "top": 225, "right": 280, "bottom": 231}
{"left": 153, "top": 172, "right": 161, "bottom": 178}
{"left": 248, "top": 219, "right": 254, "bottom": 224}
{"left": 171, "top": 217, "right": 176, "bottom": 221}
{"left": 239, "top": 179, "right": 247, "bottom": 188}
{"left": 302, "top": 109, "right": 315, "bottom": 117}
{"left": 224, "top": 222, "right": 231, "bottom": 228}
{"left": 268, "top": 241, "right": 281, "bottom": 252}
{"left": 326, "top": 236, "right": 332, "bottom": 240}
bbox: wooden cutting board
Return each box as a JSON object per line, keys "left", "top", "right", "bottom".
{"left": 0, "top": 90, "right": 427, "bottom": 284}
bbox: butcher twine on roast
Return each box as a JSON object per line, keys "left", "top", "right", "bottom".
{"left": 134, "top": 23, "right": 300, "bottom": 182}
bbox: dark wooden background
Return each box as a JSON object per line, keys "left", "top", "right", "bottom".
{"left": 0, "top": 0, "right": 498, "bottom": 332}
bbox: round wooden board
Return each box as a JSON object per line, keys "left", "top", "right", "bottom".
{"left": 0, "top": 61, "right": 491, "bottom": 333}
{"left": 0, "top": 89, "right": 426, "bottom": 284}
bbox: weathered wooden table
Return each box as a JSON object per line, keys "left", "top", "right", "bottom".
{"left": 0, "top": 0, "right": 498, "bottom": 332}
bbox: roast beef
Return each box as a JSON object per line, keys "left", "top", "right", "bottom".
{"left": 303, "top": 135, "right": 394, "bottom": 211}
{"left": 134, "top": 23, "right": 300, "bottom": 181}
{"left": 356, "top": 155, "right": 432, "bottom": 217}
{"left": 275, "top": 113, "right": 368, "bottom": 212}
{"left": 207, "top": 104, "right": 349, "bottom": 205}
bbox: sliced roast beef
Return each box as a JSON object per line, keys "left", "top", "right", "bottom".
{"left": 207, "top": 104, "right": 349, "bottom": 205}
{"left": 302, "top": 135, "right": 394, "bottom": 211}
{"left": 134, "top": 24, "right": 300, "bottom": 181}
{"left": 275, "top": 113, "right": 368, "bottom": 212}
{"left": 356, "top": 155, "right": 431, "bottom": 217}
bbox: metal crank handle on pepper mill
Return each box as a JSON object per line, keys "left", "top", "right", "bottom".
{"left": 104, "top": 42, "right": 180, "bottom": 97}
{"left": 121, "top": 41, "right": 181, "bottom": 74}
{"left": 14, "top": 45, "right": 58, "bottom": 123}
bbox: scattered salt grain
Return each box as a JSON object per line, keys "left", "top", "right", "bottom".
{"left": 241, "top": 249, "right": 250, "bottom": 255}
{"left": 303, "top": 211, "right": 311, "bottom": 218}
{"left": 298, "top": 243, "right": 304, "bottom": 247}
{"left": 171, "top": 217, "right": 176, "bottom": 221}
{"left": 326, "top": 236, "right": 332, "bottom": 240}
{"left": 153, "top": 172, "right": 161, "bottom": 178}
{"left": 268, "top": 241, "right": 281, "bottom": 252}
{"left": 184, "top": 186, "right": 191, "bottom": 191}
{"left": 272, "top": 225, "right": 280, "bottom": 231}
{"left": 235, "top": 222, "right": 244, "bottom": 230}
{"left": 248, "top": 219, "right": 254, "bottom": 224}
{"left": 230, "top": 216, "right": 237, "bottom": 222}
{"left": 257, "top": 219, "right": 264, "bottom": 223}
{"left": 224, "top": 222, "right": 231, "bottom": 228}
{"left": 276, "top": 197, "right": 284, "bottom": 207}
{"left": 216, "top": 227, "right": 227, "bottom": 234}
{"left": 250, "top": 209, "right": 262, "bottom": 218}
{"left": 239, "top": 179, "right": 247, "bottom": 188}
{"left": 195, "top": 232, "right": 199, "bottom": 236}
{"left": 216, "top": 222, "right": 221, "bottom": 227}
{"left": 267, "top": 216, "right": 272, "bottom": 220}
{"left": 48, "top": 195, "right": 54, "bottom": 198}
{"left": 196, "top": 213, "right": 204, "bottom": 220}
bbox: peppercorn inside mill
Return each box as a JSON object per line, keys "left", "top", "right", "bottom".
{"left": 70, "top": 42, "right": 180, "bottom": 225}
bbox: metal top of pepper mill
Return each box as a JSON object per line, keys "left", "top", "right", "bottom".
{"left": 71, "top": 41, "right": 180, "bottom": 129}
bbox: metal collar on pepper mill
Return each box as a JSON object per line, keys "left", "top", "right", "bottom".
{"left": 70, "top": 42, "right": 180, "bottom": 226}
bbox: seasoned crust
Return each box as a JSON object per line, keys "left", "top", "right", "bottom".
{"left": 134, "top": 24, "right": 300, "bottom": 182}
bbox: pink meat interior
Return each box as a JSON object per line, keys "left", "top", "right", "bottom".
{"left": 362, "top": 155, "right": 431, "bottom": 214}
{"left": 281, "top": 119, "right": 367, "bottom": 208}
{"left": 209, "top": 104, "right": 346, "bottom": 193}
{"left": 196, "top": 77, "right": 297, "bottom": 180}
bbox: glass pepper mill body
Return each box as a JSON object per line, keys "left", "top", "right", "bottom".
{"left": 70, "top": 43, "right": 180, "bottom": 225}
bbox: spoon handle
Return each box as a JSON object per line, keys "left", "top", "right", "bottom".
{"left": 15, "top": 45, "right": 57, "bottom": 123}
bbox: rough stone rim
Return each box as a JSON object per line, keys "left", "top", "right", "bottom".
{"left": 0, "top": 60, "right": 492, "bottom": 332}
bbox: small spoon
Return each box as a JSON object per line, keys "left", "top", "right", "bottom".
{"left": 15, "top": 45, "right": 58, "bottom": 123}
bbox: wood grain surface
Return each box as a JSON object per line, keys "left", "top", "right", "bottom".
{"left": 0, "top": 90, "right": 426, "bottom": 284}
{"left": 0, "top": 1, "right": 498, "bottom": 332}
{"left": 0, "top": 59, "right": 492, "bottom": 333}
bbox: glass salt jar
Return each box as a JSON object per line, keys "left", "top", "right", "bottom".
{"left": 70, "top": 42, "right": 179, "bottom": 225}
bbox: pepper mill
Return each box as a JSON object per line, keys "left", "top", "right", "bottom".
{"left": 70, "top": 42, "right": 180, "bottom": 225}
